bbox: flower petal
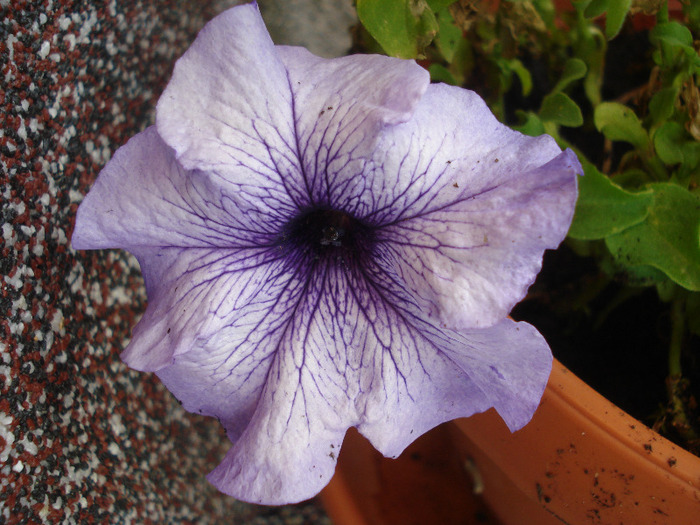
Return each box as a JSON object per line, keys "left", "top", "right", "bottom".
{"left": 155, "top": 252, "right": 551, "bottom": 503}
{"left": 274, "top": 46, "right": 429, "bottom": 207}
{"left": 156, "top": 2, "right": 429, "bottom": 210}
{"left": 354, "top": 257, "right": 552, "bottom": 452}
{"left": 443, "top": 319, "right": 553, "bottom": 433}
{"left": 71, "top": 126, "right": 289, "bottom": 254}
{"left": 122, "top": 245, "right": 294, "bottom": 371}
{"left": 72, "top": 126, "right": 298, "bottom": 371}
{"left": 357, "top": 318, "right": 552, "bottom": 455}
{"left": 156, "top": 2, "right": 308, "bottom": 206}
{"left": 71, "top": 1, "right": 579, "bottom": 508}
{"left": 366, "top": 83, "right": 581, "bottom": 329}
{"left": 157, "top": 260, "right": 363, "bottom": 504}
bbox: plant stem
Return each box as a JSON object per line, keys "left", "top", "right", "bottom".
{"left": 666, "top": 295, "right": 698, "bottom": 445}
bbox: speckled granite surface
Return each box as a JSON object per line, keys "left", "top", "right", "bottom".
{"left": 1, "top": 1, "right": 333, "bottom": 522}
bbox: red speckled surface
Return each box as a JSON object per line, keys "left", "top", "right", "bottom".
{"left": 1, "top": 1, "right": 331, "bottom": 522}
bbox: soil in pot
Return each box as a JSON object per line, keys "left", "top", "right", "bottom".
{"left": 506, "top": 20, "right": 700, "bottom": 456}
{"left": 511, "top": 242, "right": 700, "bottom": 456}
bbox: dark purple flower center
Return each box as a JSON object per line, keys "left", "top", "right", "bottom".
{"left": 282, "top": 208, "right": 375, "bottom": 266}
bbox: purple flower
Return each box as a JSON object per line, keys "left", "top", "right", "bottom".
{"left": 72, "top": 2, "right": 580, "bottom": 504}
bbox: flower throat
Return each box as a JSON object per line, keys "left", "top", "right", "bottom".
{"left": 282, "top": 208, "right": 374, "bottom": 264}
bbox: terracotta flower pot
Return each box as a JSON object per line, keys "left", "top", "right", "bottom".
{"left": 321, "top": 359, "right": 700, "bottom": 524}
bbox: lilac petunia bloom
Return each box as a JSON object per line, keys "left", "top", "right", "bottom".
{"left": 72, "top": 2, "right": 581, "bottom": 505}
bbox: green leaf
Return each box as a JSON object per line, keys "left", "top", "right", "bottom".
{"left": 357, "top": 0, "right": 439, "bottom": 59}
{"left": 648, "top": 86, "right": 679, "bottom": 125}
{"left": 531, "top": 0, "right": 556, "bottom": 29}
{"left": 594, "top": 102, "right": 650, "bottom": 150}
{"left": 569, "top": 162, "right": 653, "bottom": 240}
{"left": 578, "top": 24, "right": 606, "bottom": 107}
{"left": 651, "top": 22, "right": 700, "bottom": 68}
{"left": 611, "top": 168, "right": 651, "bottom": 189}
{"left": 540, "top": 92, "right": 583, "bottom": 127}
{"left": 605, "top": 0, "right": 631, "bottom": 40}
{"left": 686, "top": 1, "right": 700, "bottom": 36}
{"left": 428, "top": 63, "right": 458, "bottom": 85}
{"left": 682, "top": 142, "right": 700, "bottom": 171}
{"left": 584, "top": 0, "right": 608, "bottom": 19}
{"left": 654, "top": 121, "right": 686, "bottom": 165}
{"left": 513, "top": 111, "right": 546, "bottom": 137}
{"left": 509, "top": 59, "right": 533, "bottom": 97}
{"left": 552, "top": 58, "right": 587, "bottom": 94}
{"left": 433, "top": 4, "right": 462, "bottom": 63}
{"left": 651, "top": 21, "right": 694, "bottom": 48}
{"left": 605, "top": 183, "right": 700, "bottom": 291}
{"left": 426, "top": 0, "right": 457, "bottom": 9}
{"left": 571, "top": 0, "right": 592, "bottom": 12}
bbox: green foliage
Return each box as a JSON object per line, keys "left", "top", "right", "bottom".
{"left": 538, "top": 58, "right": 587, "bottom": 127}
{"left": 605, "top": 184, "right": 700, "bottom": 291}
{"left": 574, "top": 0, "right": 632, "bottom": 39}
{"left": 356, "top": 0, "right": 700, "bottom": 291}
{"left": 431, "top": 1, "right": 461, "bottom": 62}
{"left": 569, "top": 162, "right": 653, "bottom": 240}
{"left": 572, "top": 17, "right": 606, "bottom": 106}
{"left": 512, "top": 110, "right": 545, "bottom": 136}
{"left": 552, "top": 58, "right": 588, "bottom": 93}
{"left": 352, "top": 1, "right": 700, "bottom": 448}
{"left": 356, "top": 0, "right": 441, "bottom": 59}
{"left": 654, "top": 121, "right": 687, "bottom": 165}
{"left": 653, "top": 20, "right": 694, "bottom": 48}
{"left": 649, "top": 86, "right": 680, "bottom": 123}
{"left": 356, "top": 1, "right": 700, "bottom": 379}
{"left": 603, "top": 0, "right": 632, "bottom": 40}
{"left": 594, "top": 102, "right": 651, "bottom": 150}
{"left": 540, "top": 92, "right": 583, "bottom": 127}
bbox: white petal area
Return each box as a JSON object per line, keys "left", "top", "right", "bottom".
{"left": 354, "top": 260, "right": 552, "bottom": 452}
{"left": 358, "top": 317, "right": 552, "bottom": 459}
{"left": 158, "top": 259, "right": 368, "bottom": 503}
{"left": 122, "top": 245, "right": 297, "bottom": 371}
{"left": 274, "top": 46, "right": 429, "bottom": 208}
{"left": 441, "top": 318, "right": 553, "bottom": 433}
{"left": 157, "top": 2, "right": 430, "bottom": 212}
{"left": 71, "top": 127, "right": 288, "bottom": 253}
{"left": 367, "top": 83, "right": 581, "bottom": 329}
{"left": 156, "top": 254, "right": 551, "bottom": 504}
{"left": 156, "top": 3, "right": 309, "bottom": 207}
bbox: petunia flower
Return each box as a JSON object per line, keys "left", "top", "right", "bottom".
{"left": 72, "top": 2, "right": 581, "bottom": 505}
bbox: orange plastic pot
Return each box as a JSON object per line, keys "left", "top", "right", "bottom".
{"left": 321, "top": 359, "right": 700, "bottom": 525}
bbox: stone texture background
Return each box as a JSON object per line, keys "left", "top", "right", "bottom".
{"left": 1, "top": 0, "right": 353, "bottom": 522}
{"left": 259, "top": 0, "right": 355, "bottom": 57}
